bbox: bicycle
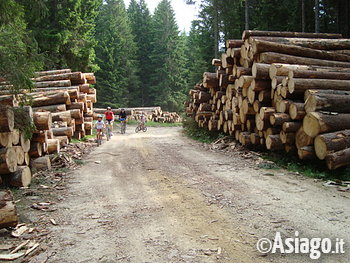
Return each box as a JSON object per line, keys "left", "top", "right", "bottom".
{"left": 135, "top": 122, "right": 147, "bottom": 133}
{"left": 96, "top": 129, "right": 103, "bottom": 146}
{"left": 105, "top": 121, "right": 113, "bottom": 141}
{"left": 120, "top": 120, "right": 127, "bottom": 134}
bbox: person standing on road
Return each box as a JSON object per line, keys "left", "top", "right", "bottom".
{"left": 104, "top": 107, "right": 115, "bottom": 136}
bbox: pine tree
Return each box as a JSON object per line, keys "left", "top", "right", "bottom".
{"left": 149, "top": 0, "right": 188, "bottom": 111}
{"left": 127, "top": 0, "right": 153, "bottom": 106}
{"left": 0, "top": 0, "right": 42, "bottom": 92}
{"left": 94, "top": 0, "right": 139, "bottom": 108}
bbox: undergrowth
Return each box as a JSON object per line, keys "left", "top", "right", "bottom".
{"left": 182, "top": 117, "right": 225, "bottom": 143}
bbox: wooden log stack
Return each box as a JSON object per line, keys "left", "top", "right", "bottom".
{"left": 186, "top": 30, "right": 350, "bottom": 170}
{"left": 0, "top": 69, "right": 97, "bottom": 187}
{"left": 94, "top": 107, "right": 182, "bottom": 123}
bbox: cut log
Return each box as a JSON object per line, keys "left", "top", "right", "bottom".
{"left": 52, "top": 127, "right": 74, "bottom": 138}
{"left": 13, "top": 106, "right": 33, "bottom": 130}
{"left": 84, "top": 122, "right": 92, "bottom": 130}
{"left": 266, "top": 135, "right": 284, "bottom": 150}
{"left": 35, "top": 69, "right": 71, "bottom": 76}
{"left": 252, "top": 39, "right": 350, "bottom": 62}
{"left": 252, "top": 63, "right": 270, "bottom": 79}
{"left": 31, "top": 91, "right": 70, "bottom": 107}
{"left": 33, "top": 72, "right": 83, "bottom": 82}
{"left": 11, "top": 130, "right": 20, "bottom": 145}
{"left": 55, "top": 136, "right": 69, "bottom": 147}
{"left": 289, "top": 69, "right": 350, "bottom": 80}
{"left": 259, "top": 52, "right": 350, "bottom": 68}
{"left": 298, "top": 146, "right": 316, "bottom": 160}
{"left": 47, "top": 139, "right": 60, "bottom": 154}
{"left": 28, "top": 142, "right": 42, "bottom": 158}
{"left": 314, "top": 130, "right": 350, "bottom": 160}
{"left": 0, "top": 106, "right": 14, "bottom": 132}
{"left": 304, "top": 89, "right": 350, "bottom": 101}
{"left": 20, "top": 133, "right": 31, "bottom": 153}
{"left": 34, "top": 80, "right": 71, "bottom": 88}
{"left": 0, "top": 148, "right": 17, "bottom": 174}
{"left": 7, "top": 166, "right": 31, "bottom": 188}
{"left": 32, "top": 104, "right": 66, "bottom": 112}
{"left": 326, "top": 148, "right": 350, "bottom": 170}
{"left": 289, "top": 102, "right": 305, "bottom": 120}
{"left": 296, "top": 127, "right": 314, "bottom": 149}
{"left": 0, "top": 190, "right": 18, "bottom": 229}
{"left": 52, "top": 111, "right": 72, "bottom": 125}
{"left": 33, "top": 111, "right": 52, "bottom": 130}
{"left": 24, "top": 152, "right": 30, "bottom": 165}
{"left": 280, "top": 131, "right": 295, "bottom": 144}
{"left": 288, "top": 78, "right": 350, "bottom": 94}
{"left": 282, "top": 122, "right": 302, "bottom": 132}
{"left": 13, "top": 146, "right": 25, "bottom": 165}
{"left": 0, "top": 95, "right": 17, "bottom": 107}
{"left": 305, "top": 93, "right": 350, "bottom": 113}
{"left": 31, "top": 131, "right": 48, "bottom": 144}
{"left": 243, "top": 30, "right": 342, "bottom": 40}
{"left": 0, "top": 132, "right": 12, "bottom": 147}
{"left": 270, "top": 113, "right": 291, "bottom": 126}
{"left": 31, "top": 156, "right": 51, "bottom": 171}
{"left": 303, "top": 112, "right": 350, "bottom": 138}
{"left": 69, "top": 109, "right": 82, "bottom": 119}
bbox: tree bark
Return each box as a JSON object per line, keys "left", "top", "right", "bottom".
{"left": 314, "top": 130, "right": 350, "bottom": 160}
{"left": 52, "top": 127, "right": 74, "bottom": 138}
{"left": 270, "top": 113, "right": 291, "bottom": 126}
{"left": 52, "top": 111, "right": 72, "bottom": 125}
{"left": 34, "top": 80, "right": 71, "bottom": 88}
{"left": 259, "top": 52, "right": 350, "bottom": 68}
{"left": 32, "top": 104, "right": 67, "bottom": 112}
{"left": 31, "top": 91, "right": 70, "bottom": 107}
{"left": 31, "top": 131, "right": 48, "bottom": 144}
{"left": 298, "top": 146, "right": 316, "bottom": 160}
{"left": 282, "top": 122, "right": 302, "bottom": 132}
{"left": 31, "top": 156, "right": 51, "bottom": 171}
{"left": 303, "top": 112, "right": 350, "bottom": 137}
{"left": 47, "top": 139, "right": 60, "bottom": 154}
{"left": 305, "top": 93, "right": 350, "bottom": 113}
{"left": 288, "top": 78, "right": 350, "bottom": 94}
{"left": 7, "top": 166, "right": 31, "bottom": 188}
{"left": 0, "top": 190, "right": 18, "bottom": 229}
{"left": 296, "top": 127, "right": 314, "bottom": 149}
{"left": 33, "top": 111, "right": 52, "bottom": 131}
{"left": 35, "top": 69, "right": 71, "bottom": 76}
{"left": 0, "top": 106, "right": 14, "bottom": 132}
{"left": 28, "top": 142, "right": 42, "bottom": 157}
{"left": 0, "top": 148, "right": 17, "bottom": 174}
{"left": 242, "top": 30, "right": 342, "bottom": 40}
{"left": 266, "top": 134, "right": 284, "bottom": 150}
{"left": 326, "top": 147, "right": 350, "bottom": 169}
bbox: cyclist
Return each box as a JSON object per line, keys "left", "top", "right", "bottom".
{"left": 104, "top": 107, "right": 114, "bottom": 137}
{"left": 95, "top": 115, "right": 105, "bottom": 145}
{"left": 140, "top": 112, "right": 146, "bottom": 130}
{"left": 119, "top": 109, "right": 127, "bottom": 134}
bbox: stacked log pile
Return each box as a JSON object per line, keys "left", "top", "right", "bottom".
{"left": 186, "top": 30, "right": 350, "bottom": 169}
{"left": 0, "top": 69, "right": 97, "bottom": 187}
{"left": 94, "top": 107, "right": 182, "bottom": 123}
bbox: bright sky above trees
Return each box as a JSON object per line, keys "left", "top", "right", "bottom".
{"left": 124, "top": 0, "right": 199, "bottom": 32}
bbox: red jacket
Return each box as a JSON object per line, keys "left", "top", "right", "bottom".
{"left": 104, "top": 111, "right": 114, "bottom": 120}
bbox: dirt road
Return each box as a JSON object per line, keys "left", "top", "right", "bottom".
{"left": 30, "top": 127, "right": 349, "bottom": 263}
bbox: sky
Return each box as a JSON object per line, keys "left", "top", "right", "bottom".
{"left": 123, "top": 0, "right": 200, "bottom": 32}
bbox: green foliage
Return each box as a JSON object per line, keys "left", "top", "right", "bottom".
{"left": 94, "top": 0, "right": 139, "bottom": 109}
{"left": 0, "top": 0, "right": 42, "bottom": 92}
{"left": 183, "top": 117, "right": 225, "bottom": 143}
{"left": 262, "top": 153, "right": 350, "bottom": 181}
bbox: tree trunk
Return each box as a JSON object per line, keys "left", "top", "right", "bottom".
{"left": 31, "top": 91, "right": 70, "bottom": 107}
{"left": 298, "top": 146, "right": 316, "bottom": 160}
{"left": 33, "top": 80, "right": 71, "bottom": 88}
{"left": 33, "top": 111, "right": 52, "bottom": 131}
{"left": 266, "top": 134, "right": 284, "bottom": 150}
{"left": 315, "top": 0, "right": 320, "bottom": 33}
{"left": 0, "top": 148, "right": 17, "bottom": 174}
{"left": 31, "top": 131, "right": 48, "bottom": 144}
{"left": 296, "top": 126, "right": 314, "bottom": 149}
{"left": 13, "top": 146, "right": 25, "bottom": 165}
{"left": 242, "top": 30, "right": 341, "bottom": 40}
{"left": 52, "top": 127, "right": 74, "bottom": 138}
{"left": 35, "top": 69, "right": 71, "bottom": 76}
{"left": 0, "top": 106, "right": 14, "bottom": 132}
{"left": 259, "top": 52, "right": 350, "bottom": 68}
{"left": 326, "top": 147, "right": 350, "bottom": 169}
{"left": 252, "top": 39, "right": 350, "bottom": 62}
{"left": 47, "top": 139, "right": 60, "bottom": 154}
{"left": 32, "top": 104, "right": 67, "bottom": 112}
{"left": 314, "top": 130, "right": 350, "bottom": 160}
{"left": 20, "top": 133, "right": 31, "bottom": 153}
{"left": 31, "top": 156, "right": 51, "bottom": 171}
{"left": 0, "top": 190, "right": 18, "bottom": 229}
{"left": 303, "top": 112, "right": 350, "bottom": 137}
{"left": 305, "top": 93, "right": 350, "bottom": 113}
{"left": 28, "top": 142, "right": 42, "bottom": 158}
{"left": 288, "top": 78, "right": 350, "bottom": 94}
{"left": 52, "top": 111, "right": 72, "bottom": 125}
{"left": 7, "top": 166, "right": 31, "bottom": 188}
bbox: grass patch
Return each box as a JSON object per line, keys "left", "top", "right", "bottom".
{"left": 262, "top": 153, "right": 350, "bottom": 181}
{"left": 146, "top": 121, "right": 182, "bottom": 127}
{"left": 182, "top": 117, "right": 225, "bottom": 143}
{"left": 73, "top": 159, "right": 85, "bottom": 165}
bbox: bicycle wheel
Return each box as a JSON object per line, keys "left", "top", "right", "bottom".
{"left": 106, "top": 127, "right": 110, "bottom": 141}
{"left": 121, "top": 123, "right": 126, "bottom": 134}
{"left": 135, "top": 126, "right": 140, "bottom": 133}
{"left": 143, "top": 127, "right": 147, "bottom": 132}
